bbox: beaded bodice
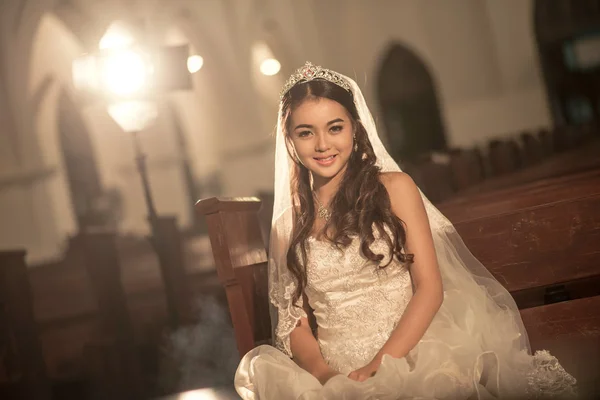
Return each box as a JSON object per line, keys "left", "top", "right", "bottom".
{"left": 304, "top": 235, "right": 413, "bottom": 374}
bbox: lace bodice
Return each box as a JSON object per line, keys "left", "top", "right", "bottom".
{"left": 304, "top": 235, "right": 413, "bottom": 374}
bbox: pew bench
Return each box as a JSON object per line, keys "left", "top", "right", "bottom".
{"left": 0, "top": 250, "right": 52, "bottom": 400}
{"left": 450, "top": 138, "right": 600, "bottom": 198}
{"left": 1, "top": 225, "right": 225, "bottom": 399}
{"left": 197, "top": 193, "right": 600, "bottom": 398}
{"left": 439, "top": 168, "right": 600, "bottom": 308}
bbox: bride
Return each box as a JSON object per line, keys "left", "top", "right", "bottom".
{"left": 234, "top": 62, "right": 577, "bottom": 399}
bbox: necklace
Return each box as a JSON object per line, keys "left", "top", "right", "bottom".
{"left": 314, "top": 193, "right": 332, "bottom": 221}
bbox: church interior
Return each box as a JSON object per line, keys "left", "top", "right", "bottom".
{"left": 0, "top": 0, "right": 599, "bottom": 399}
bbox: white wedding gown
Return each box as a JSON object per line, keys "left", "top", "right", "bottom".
{"left": 234, "top": 233, "right": 577, "bottom": 400}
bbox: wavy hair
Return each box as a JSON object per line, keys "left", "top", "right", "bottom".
{"left": 281, "top": 79, "right": 414, "bottom": 305}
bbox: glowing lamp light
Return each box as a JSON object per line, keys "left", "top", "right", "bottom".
{"left": 72, "top": 22, "right": 154, "bottom": 98}
{"left": 107, "top": 100, "right": 158, "bottom": 133}
{"left": 187, "top": 55, "right": 203, "bottom": 73}
{"left": 176, "top": 389, "right": 223, "bottom": 400}
{"left": 72, "top": 55, "right": 98, "bottom": 91}
{"left": 260, "top": 58, "right": 281, "bottom": 76}
{"left": 101, "top": 49, "right": 150, "bottom": 96}
{"left": 99, "top": 22, "right": 135, "bottom": 50}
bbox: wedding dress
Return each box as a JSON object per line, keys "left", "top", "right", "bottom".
{"left": 234, "top": 63, "right": 577, "bottom": 400}
{"left": 235, "top": 231, "right": 576, "bottom": 400}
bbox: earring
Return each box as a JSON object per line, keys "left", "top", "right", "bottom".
{"left": 353, "top": 133, "right": 358, "bottom": 152}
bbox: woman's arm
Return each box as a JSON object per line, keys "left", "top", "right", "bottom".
{"left": 349, "top": 172, "right": 443, "bottom": 381}
{"left": 375, "top": 171, "right": 444, "bottom": 361}
{"left": 290, "top": 293, "right": 339, "bottom": 385}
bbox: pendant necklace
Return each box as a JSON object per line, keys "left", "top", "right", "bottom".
{"left": 314, "top": 193, "right": 332, "bottom": 221}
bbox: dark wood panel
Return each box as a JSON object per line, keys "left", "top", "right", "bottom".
{"left": 454, "top": 195, "right": 600, "bottom": 292}
{"left": 440, "top": 168, "right": 600, "bottom": 224}
{"left": 0, "top": 251, "right": 52, "bottom": 399}
{"left": 521, "top": 296, "right": 600, "bottom": 397}
{"left": 449, "top": 139, "right": 600, "bottom": 199}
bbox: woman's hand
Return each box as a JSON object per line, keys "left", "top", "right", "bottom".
{"left": 347, "top": 358, "right": 381, "bottom": 382}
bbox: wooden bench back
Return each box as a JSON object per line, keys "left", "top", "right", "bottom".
{"left": 439, "top": 168, "right": 600, "bottom": 223}
{"left": 488, "top": 139, "right": 522, "bottom": 176}
{"left": 71, "top": 230, "right": 145, "bottom": 399}
{"left": 439, "top": 170, "right": 600, "bottom": 301}
{"left": 404, "top": 156, "right": 455, "bottom": 203}
{"left": 450, "top": 139, "right": 600, "bottom": 197}
{"left": 0, "top": 250, "right": 51, "bottom": 399}
{"left": 448, "top": 148, "right": 484, "bottom": 191}
{"left": 196, "top": 197, "right": 271, "bottom": 356}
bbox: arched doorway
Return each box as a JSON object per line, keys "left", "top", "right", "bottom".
{"left": 378, "top": 44, "right": 447, "bottom": 163}
{"left": 57, "top": 89, "right": 105, "bottom": 229}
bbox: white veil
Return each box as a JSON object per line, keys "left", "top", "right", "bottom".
{"left": 267, "top": 70, "right": 531, "bottom": 364}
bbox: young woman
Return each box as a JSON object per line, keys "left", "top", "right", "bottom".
{"left": 234, "top": 62, "right": 576, "bottom": 400}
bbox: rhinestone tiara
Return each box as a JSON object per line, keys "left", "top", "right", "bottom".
{"left": 279, "top": 61, "right": 352, "bottom": 99}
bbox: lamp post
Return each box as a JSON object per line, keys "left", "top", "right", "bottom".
{"left": 73, "top": 22, "right": 198, "bottom": 328}
{"left": 106, "top": 100, "right": 160, "bottom": 222}
{"left": 133, "top": 129, "right": 159, "bottom": 221}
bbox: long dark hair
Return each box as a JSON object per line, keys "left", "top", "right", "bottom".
{"left": 281, "top": 79, "right": 414, "bottom": 305}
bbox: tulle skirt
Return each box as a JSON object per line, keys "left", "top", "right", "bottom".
{"left": 234, "top": 342, "right": 576, "bottom": 400}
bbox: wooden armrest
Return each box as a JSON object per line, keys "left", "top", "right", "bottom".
{"left": 195, "top": 197, "right": 262, "bottom": 215}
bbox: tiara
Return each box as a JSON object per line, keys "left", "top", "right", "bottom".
{"left": 279, "top": 61, "right": 352, "bottom": 99}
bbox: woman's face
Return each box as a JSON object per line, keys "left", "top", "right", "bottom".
{"left": 288, "top": 97, "right": 354, "bottom": 182}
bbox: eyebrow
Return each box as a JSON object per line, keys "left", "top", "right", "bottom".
{"left": 294, "top": 118, "right": 345, "bottom": 131}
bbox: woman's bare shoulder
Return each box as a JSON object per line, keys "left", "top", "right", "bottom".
{"left": 378, "top": 171, "right": 422, "bottom": 214}
{"left": 378, "top": 171, "right": 416, "bottom": 192}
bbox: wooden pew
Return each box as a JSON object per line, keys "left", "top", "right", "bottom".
{"left": 197, "top": 193, "right": 600, "bottom": 398}
{"left": 0, "top": 230, "right": 223, "bottom": 396}
{"left": 448, "top": 147, "right": 484, "bottom": 191}
{"left": 439, "top": 168, "right": 600, "bottom": 227}
{"left": 438, "top": 168, "right": 600, "bottom": 311}
{"left": 0, "top": 250, "right": 52, "bottom": 399}
{"left": 488, "top": 138, "right": 522, "bottom": 176}
{"left": 149, "top": 216, "right": 195, "bottom": 328}
{"left": 404, "top": 154, "right": 455, "bottom": 203}
{"left": 196, "top": 197, "right": 271, "bottom": 357}
{"left": 451, "top": 138, "right": 600, "bottom": 198}
{"left": 72, "top": 230, "right": 145, "bottom": 400}
{"left": 520, "top": 131, "right": 545, "bottom": 166}
{"left": 520, "top": 296, "right": 600, "bottom": 397}
{"left": 537, "top": 128, "right": 555, "bottom": 159}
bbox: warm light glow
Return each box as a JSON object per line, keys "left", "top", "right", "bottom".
{"left": 101, "top": 49, "right": 149, "bottom": 96}
{"left": 177, "top": 389, "right": 222, "bottom": 400}
{"left": 72, "top": 54, "right": 98, "bottom": 91}
{"left": 99, "top": 22, "right": 135, "bottom": 50}
{"left": 107, "top": 101, "right": 158, "bottom": 132}
{"left": 260, "top": 58, "right": 281, "bottom": 76}
{"left": 187, "top": 55, "right": 204, "bottom": 73}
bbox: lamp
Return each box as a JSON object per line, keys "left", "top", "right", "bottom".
{"left": 107, "top": 100, "right": 159, "bottom": 221}
{"left": 72, "top": 21, "right": 195, "bottom": 327}
{"left": 252, "top": 41, "right": 281, "bottom": 76}
{"left": 74, "top": 24, "right": 161, "bottom": 223}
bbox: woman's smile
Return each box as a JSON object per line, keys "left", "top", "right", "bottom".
{"left": 313, "top": 154, "right": 338, "bottom": 166}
